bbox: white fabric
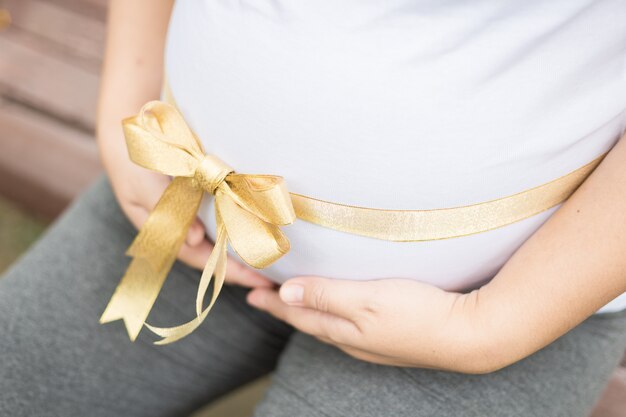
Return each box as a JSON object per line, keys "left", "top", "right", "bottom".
{"left": 164, "top": 0, "right": 626, "bottom": 313}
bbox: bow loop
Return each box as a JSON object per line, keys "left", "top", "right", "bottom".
{"left": 225, "top": 174, "right": 296, "bottom": 225}
{"left": 140, "top": 100, "right": 204, "bottom": 157}
{"left": 101, "top": 99, "right": 296, "bottom": 344}
{"left": 216, "top": 191, "right": 291, "bottom": 269}
{"left": 123, "top": 101, "right": 204, "bottom": 178}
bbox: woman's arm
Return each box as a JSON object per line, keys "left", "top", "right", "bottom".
{"left": 98, "top": 0, "right": 173, "bottom": 173}
{"left": 465, "top": 133, "right": 626, "bottom": 371}
{"left": 98, "top": 0, "right": 209, "bottom": 264}
{"left": 97, "top": 0, "right": 176, "bottom": 235}
{"left": 247, "top": 132, "right": 626, "bottom": 374}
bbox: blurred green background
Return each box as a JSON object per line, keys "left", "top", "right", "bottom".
{"left": 0, "top": 196, "right": 46, "bottom": 272}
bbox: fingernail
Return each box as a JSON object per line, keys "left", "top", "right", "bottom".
{"left": 280, "top": 284, "right": 304, "bottom": 304}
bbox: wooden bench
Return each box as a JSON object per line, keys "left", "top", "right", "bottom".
{"left": 0, "top": 1, "right": 624, "bottom": 415}
{"left": 0, "top": 0, "right": 103, "bottom": 218}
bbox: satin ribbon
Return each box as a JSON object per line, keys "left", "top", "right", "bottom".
{"left": 99, "top": 100, "right": 296, "bottom": 344}
{"left": 290, "top": 151, "right": 607, "bottom": 241}
{"left": 101, "top": 80, "right": 609, "bottom": 345}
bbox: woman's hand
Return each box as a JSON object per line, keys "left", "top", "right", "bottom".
{"left": 97, "top": 0, "right": 273, "bottom": 289}
{"left": 246, "top": 133, "right": 626, "bottom": 374}
{"left": 246, "top": 276, "right": 491, "bottom": 373}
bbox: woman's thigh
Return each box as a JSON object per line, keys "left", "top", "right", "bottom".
{"left": 253, "top": 309, "right": 626, "bottom": 417}
{"left": 0, "top": 175, "right": 294, "bottom": 417}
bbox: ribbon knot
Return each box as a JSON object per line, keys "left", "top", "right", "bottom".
{"left": 194, "top": 154, "right": 234, "bottom": 194}
{"left": 99, "top": 100, "right": 296, "bottom": 345}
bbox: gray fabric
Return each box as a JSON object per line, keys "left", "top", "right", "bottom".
{"left": 1, "top": 175, "right": 625, "bottom": 417}
{"left": 0, "top": 175, "right": 294, "bottom": 417}
{"left": 255, "top": 319, "right": 626, "bottom": 417}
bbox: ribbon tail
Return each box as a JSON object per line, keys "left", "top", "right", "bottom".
{"left": 218, "top": 189, "right": 290, "bottom": 268}
{"left": 195, "top": 213, "right": 228, "bottom": 317}
{"left": 99, "top": 177, "right": 203, "bottom": 340}
{"left": 99, "top": 255, "right": 175, "bottom": 341}
{"left": 126, "top": 177, "right": 203, "bottom": 271}
{"left": 145, "top": 220, "right": 228, "bottom": 345}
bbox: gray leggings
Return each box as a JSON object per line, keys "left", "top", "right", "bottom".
{"left": 1, "top": 175, "right": 626, "bottom": 417}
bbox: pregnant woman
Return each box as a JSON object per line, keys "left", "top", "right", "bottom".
{"left": 2, "top": 0, "right": 626, "bottom": 416}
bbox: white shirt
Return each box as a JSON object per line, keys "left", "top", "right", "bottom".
{"left": 164, "top": 0, "right": 626, "bottom": 313}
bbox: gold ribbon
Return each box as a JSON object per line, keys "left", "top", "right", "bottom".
{"left": 99, "top": 100, "right": 296, "bottom": 344}
{"left": 100, "top": 79, "right": 610, "bottom": 345}
{"left": 290, "top": 151, "right": 606, "bottom": 241}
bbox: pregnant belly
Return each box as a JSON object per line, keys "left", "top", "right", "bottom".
{"left": 200, "top": 196, "right": 561, "bottom": 292}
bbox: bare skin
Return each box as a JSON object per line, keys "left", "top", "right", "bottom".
{"left": 97, "top": 0, "right": 274, "bottom": 289}
{"left": 99, "top": 0, "right": 626, "bottom": 374}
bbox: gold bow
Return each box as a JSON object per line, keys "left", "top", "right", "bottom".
{"left": 99, "top": 101, "right": 296, "bottom": 344}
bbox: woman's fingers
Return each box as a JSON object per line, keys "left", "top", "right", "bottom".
{"left": 177, "top": 236, "right": 213, "bottom": 268}
{"left": 278, "top": 276, "right": 376, "bottom": 320}
{"left": 247, "top": 287, "right": 361, "bottom": 344}
{"left": 178, "top": 232, "right": 275, "bottom": 288}
{"left": 227, "top": 260, "right": 277, "bottom": 288}
{"left": 185, "top": 217, "right": 206, "bottom": 246}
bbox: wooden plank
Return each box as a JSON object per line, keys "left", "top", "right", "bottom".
{"left": 0, "top": 34, "right": 99, "bottom": 129}
{"left": 0, "top": 100, "right": 102, "bottom": 218}
{"left": 35, "top": 0, "right": 107, "bottom": 22}
{"left": 3, "top": 0, "right": 105, "bottom": 66}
